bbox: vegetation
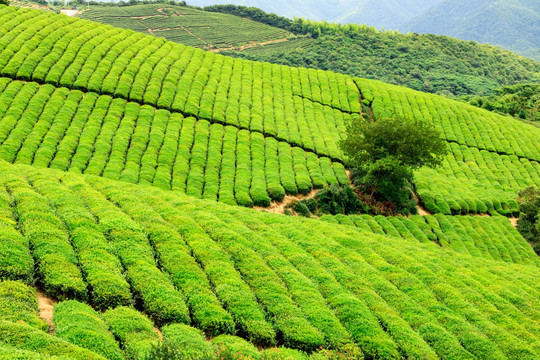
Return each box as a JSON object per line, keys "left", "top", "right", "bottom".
{"left": 402, "top": 0, "right": 540, "bottom": 62}
{"left": 53, "top": 301, "right": 124, "bottom": 360}
{"left": 292, "top": 185, "right": 367, "bottom": 218}
{"left": 340, "top": 115, "right": 447, "bottom": 214}
{"left": 226, "top": 19, "right": 540, "bottom": 96}
{"left": 0, "top": 161, "right": 538, "bottom": 358}
{"left": 321, "top": 214, "right": 539, "bottom": 265}
{"left": 517, "top": 187, "right": 540, "bottom": 254}
{"left": 14, "top": 1, "right": 540, "bottom": 97}
{"left": 78, "top": 4, "right": 290, "bottom": 50}
{"left": 0, "top": 281, "right": 47, "bottom": 331}
{"left": 0, "top": 77, "right": 347, "bottom": 207}
{"left": 0, "top": 5, "right": 538, "bottom": 359}
{"left": 357, "top": 78, "right": 540, "bottom": 216}
{"left": 468, "top": 84, "right": 540, "bottom": 124}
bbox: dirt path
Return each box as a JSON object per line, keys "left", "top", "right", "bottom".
{"left": 212, "top": 38, "right": 290, "bottom": 53}
{"left": 255, "top": 189, "right": 318, "bottom": 214}
{"left": 412, "top": 192, "right": 431, "bottom": 216}
{"left": 509, "top": 217, "right": 518, "bottom": 228}
{"left": 37, "top": 290, "right": 56, "bottom": 333}
{"left": 154, "top": 327, "right": 163, "bottom": 340}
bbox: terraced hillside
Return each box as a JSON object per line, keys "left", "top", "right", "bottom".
{"left": 78, "top": 4, "right": 292, "bottom": 50}
{"left": 0, "top": 5, "right": 539, "bottom": 215}
{"left": 320, "top": 214, "right": 538, "bottom": 265}
{"left": 0, "top": 5, "right": 539, "bottom": 358}
{"left": 1, "top": 160, "right": 539, "bottom": 359}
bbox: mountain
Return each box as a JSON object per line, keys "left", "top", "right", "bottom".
{"left": 335, "top": 0, "right": 442, "bottom": 30}
{"left": 186, "top": 0, "right": 443, "bottom": 29}
{"left": 403, "top": 0, "right": 540, "bottom": 61}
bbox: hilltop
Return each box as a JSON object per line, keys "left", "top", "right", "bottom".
{"left": 0, "top": 4, "right": 539, "bottom": 359}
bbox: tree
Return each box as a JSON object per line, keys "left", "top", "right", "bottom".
{"left": 0, "top": 0, "right": 9, "bottom": 5}
{"left": 517, "top": 186, "right": 540, "bottom": 254}
{"left": 340, "top": 115, "right": 448, "bottom": 214}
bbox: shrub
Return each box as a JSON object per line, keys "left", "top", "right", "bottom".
{"left": 160, "top": 323, "right": 217, "bottom": 360}
{"left": 103, "top": 306, "right": 160, "bottom": 360}
{"left": 517, "top": 187, "right": 540, "bottom": 254}
{"left": 53, "top": 300, "right": 123, "bottom": 360}
{"left": 0, "top": 320, "right": 107, "bottom": 360}
{"left": 0, "top": 281, "right": 47, "bottom": 331}
{"left": 300, "top": 185, "right": 366, "bottom": 216}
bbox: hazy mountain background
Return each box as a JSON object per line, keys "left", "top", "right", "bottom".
{"left": 401, "top": 0, "right": 540, "bottom": 61}
{"left": 186, "top": 0, "right": 540, "bottom": 61}
{"left": 185, "top": 0, "right": 443, "bottom": 29}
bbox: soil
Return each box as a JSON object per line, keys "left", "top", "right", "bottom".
{"left": 254, "top": 189, "right": 318, "bottom": 214}
{"left": 36, "top": 290, "right": 56, "bottom": 333}
{"left": 412, "top": 192, "right": 431, "bottom": 216}
{"left": 154, "top": 327, "right": 163, "bottom": 340}
{"left": 509, "top": 217, "right": 518, "bottom": 228}
{"left": 212, "top": 38, "right": 290, "bottom": 53}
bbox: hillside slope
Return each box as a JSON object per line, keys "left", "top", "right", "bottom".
{"left": 78, "top": 4, "right": 291, "bottom": 50}
{"left": 72, "top": 3, "right": 540, "bottom": 96}
{"left": 0, "top": 5, "right": 539, "bottom": 359}
{"left": 0, "top": 5, "right": 539, "bottom": 215}
{"left": 0, "top": 160, "right": 539, "bottom": 358}
{"left": 403, "top": 0, "right": 540, "bottom": 62}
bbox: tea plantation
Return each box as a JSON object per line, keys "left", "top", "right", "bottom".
{"left": 0, "top": 5, "right": 539, "bottom": 360}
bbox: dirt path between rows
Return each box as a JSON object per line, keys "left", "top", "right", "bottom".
{"left": 255, "top": 189, "right": 318, "bottom": 214}
{"left": 37, "top": 290, "right": 56, "bottom": 333}
{"left": 154, "top": 327, "right": 164, "bottom": 340}
{"left": 212, "top": 38, "right": 290, "bottom": 53}
{"left": 509, "top": 217, "right": 518, "bottom": 228}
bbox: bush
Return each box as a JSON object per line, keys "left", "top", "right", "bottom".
{"left": 211, "top": 335, "right": 261, "bottom": 360}
{"left": 308, "top": 185, "right": 366, "bottom": 216}
{"left": 0, "top": 320, "right": 107, "bottom": 360}
{"left": 159, "top": 324, "right": 217, "bottom": 360}
{"left": 0, "top": 281, "right": 48, "bottom": 331}
{"left": 103, "top": 306, "right": 160, "bottom": 360}
{"left": 517, "top": 187, "right": 540, "bottom": 254}
{"left": 53, "top": 300, "right": 124, "bottom": 360}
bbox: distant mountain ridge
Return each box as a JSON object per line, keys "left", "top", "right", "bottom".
{"left": 402, "top": 0, "right": 540, "bottom": 61}
{"left": 186, "top": 0, "right": 443, "bottom": 29}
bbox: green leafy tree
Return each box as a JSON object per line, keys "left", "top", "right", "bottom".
{"left": 0, "top": 0, "right": 9, "bottom": 5}
{"left": 340, "top": 115, "right": 448, "bottom": 214}
{"left": 517, "top": 186, "right": 540, "bottom": 254}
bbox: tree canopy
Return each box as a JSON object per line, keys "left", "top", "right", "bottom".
{"left": 517, "top": 186, "right": 540, "bottom": 254}
{"left": 340, "top": 116, "right": 447, "bottom": 214}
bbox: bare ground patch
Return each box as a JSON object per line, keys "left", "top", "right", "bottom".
{"left": 36, "top": 290, "right": 57, "bottom": 333}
